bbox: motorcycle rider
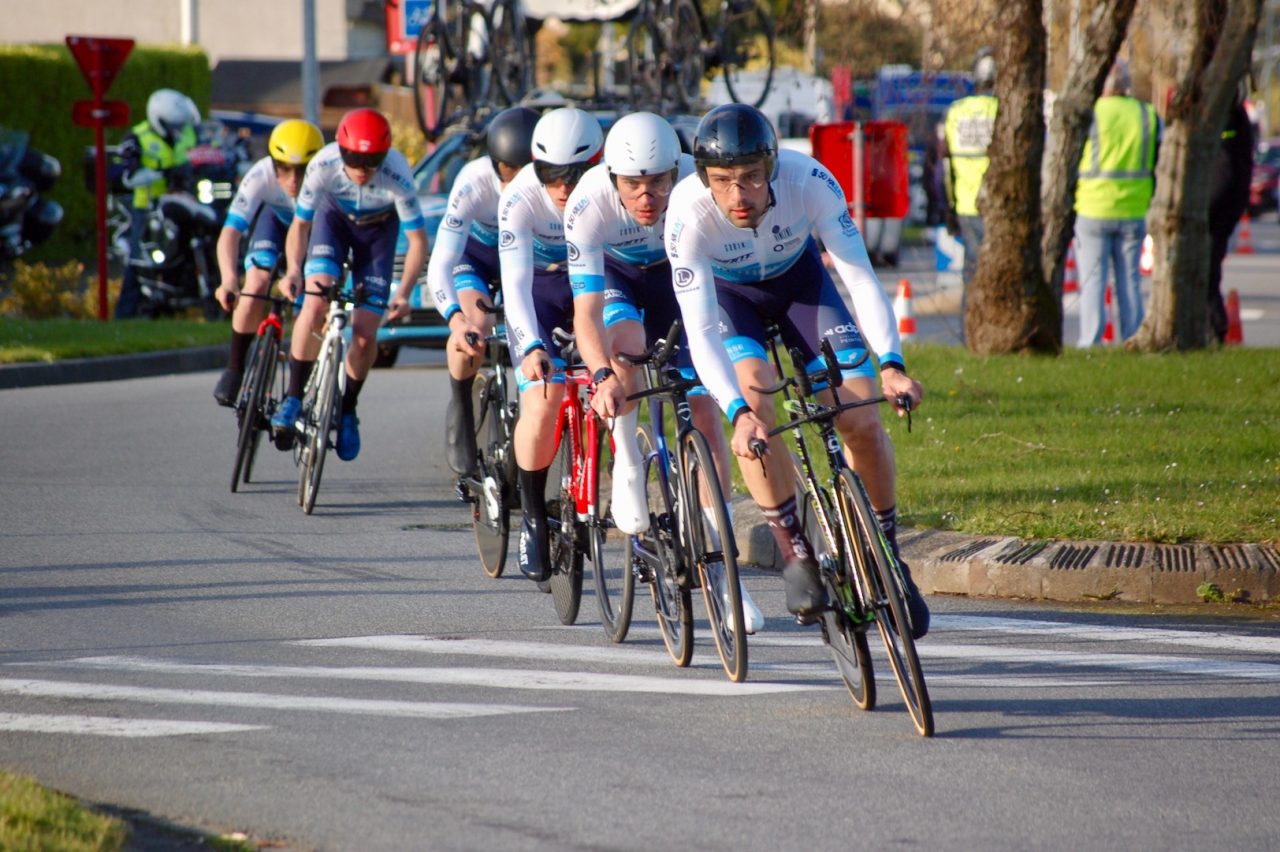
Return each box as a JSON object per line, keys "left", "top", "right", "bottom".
{"left": 116, "top": 88, "right": 200, "bottom": 319}
{"left": 212, "top": 119, "right": 325, "bottom": 406}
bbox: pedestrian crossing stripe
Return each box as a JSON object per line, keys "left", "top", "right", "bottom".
{"left": 0, "top": 712, "right": 267, "bottom": 737}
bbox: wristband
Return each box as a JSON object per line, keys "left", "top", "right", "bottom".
{"left": 442, "top": 304, "right": 461, "bottom": 322}
{"left": 592, "top": 366, "right": 616, "bottom": 387}
{"left": 728, "top": 401, "right": 752, "bottom": 426}
{"left": 879, "top": 358, "right": 906, "bottom": 375}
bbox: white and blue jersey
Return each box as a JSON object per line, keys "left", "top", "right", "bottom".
{"left": 497, "top": 162, "right": 573, "bottom": 359}
{"left": 426, "top": 156, "right": 503, "bottom": 321}
{"left": 295, "top": 142, "right": 424, "bottom": 231}
{"left": 224, "top": 156, "right": 296, "bottom": 271}
{"left": 664, "top": 149, "right": 903, "bottom": 422}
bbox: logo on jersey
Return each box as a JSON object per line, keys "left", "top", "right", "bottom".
{"left": 567, "top": 241, "right": 580, "bottom": 262}
{"left": 812, "top": 167, "right": 842, "bottom": 198}
{"left": 445, "top": 215, "right": 464, "bottom": 230}
{"left": 771, "top": 224, "right": 794, "bottom": 240}
{"left": 838, "top": 210, "right": 858, "bottom": 236}
{"left": 571, "top": 198, "right": 590, "bottom": 216}
{"left": 674, "top": 267, "right": 695, "bottom": 288}
{"left": 500, "top": 230, "right": 516, "bottom": 248}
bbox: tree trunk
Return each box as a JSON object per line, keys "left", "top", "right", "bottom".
{"left": 1128, "top": 0, "right": 1262, "bottom": 351}
{"left": 1040, "top": 0, "right": 1138, "bottom": 296}
{"left": 966, "top": 0, "right": 1058, "bottom": 354}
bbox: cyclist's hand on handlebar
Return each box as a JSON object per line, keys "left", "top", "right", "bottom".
{"left": 279, "top": 271, "right": 303, "bottom": 302}
{"left": 730, "top": 411, "right": 771, "bottom": 460}
{"left": 385, "top": 295, "right": 411, "bottom": 322}
{"left": 589, "top": 374, "right": 626, "bottom": 420}
{"left": 214, "top": 280, "right": 239, "bottom": 312}
{"left": 880, "top": 367, "right": 923, "bottom": 417}
{"left": 520, "top": 350, "right": 554, "bottom": 384}
{"left": 449, "top": 316, "right": 485, "bottom": 359}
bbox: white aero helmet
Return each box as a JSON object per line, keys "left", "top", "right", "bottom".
{"left": 604, "top": 112, "right": 681, "bottom": 177}
{"left": 531, "top": 107, "right": 603, "bottom": 166}
{"left": 147, "top": 88, "right": 192, "bottom": 137}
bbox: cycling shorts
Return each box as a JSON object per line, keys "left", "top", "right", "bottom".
{"left": 453, "top": 237, "right": 500, "bottom": 298}
{"left": 303, "top": 203, "right": 397, "bottom": 314}
{"left": 602, "top": 256, "right": 696, "bottom": 376}
{"left": 714, "top": 239, "right": 875, "bottom": 382}
{"left": 243, "top": 213, "right": 288, "bottom": 273}
{"left": 508, "top": 267, "right": 574, "bottom": 394}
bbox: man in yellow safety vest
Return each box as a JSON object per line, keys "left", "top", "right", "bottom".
{"left": 1072, "top": 60, "right": 1160, "bottom": 346}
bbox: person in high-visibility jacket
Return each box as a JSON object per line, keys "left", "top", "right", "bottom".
{"left": 1073, "top": 60, "right": 1160, "bottom": 346}
{"left": 943, "top": 49, "right": 998, "bottom": 328}
{"left": 115, "top": 89, "right": 199, "bottom": 318}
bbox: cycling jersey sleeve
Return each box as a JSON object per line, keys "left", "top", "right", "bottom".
{"left": 426, "top": 185, "right": 480, "bottom": 321}
{"left": 565, "top": 192, "right": 606, "bottom": 299}
{"left": 666, "top": 215, "right": 749, "bottom": 422}
{"left": 807, "top": 176, "right": 904, "bottom": 368}
{"left": 224, "top": 159, "right": 269, "bottom": 233}
{"left": 294, "top": 159, "right": 323, "bottom": 222}
{"left": 498, "top": 193, "right": 542, "bottom": 356}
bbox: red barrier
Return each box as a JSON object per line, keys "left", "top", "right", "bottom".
{"left": 808, "top": 120, "right": 910, "bottom": 220}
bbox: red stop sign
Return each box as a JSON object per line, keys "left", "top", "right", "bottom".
{"left": 66, "top": 36, "right": 134, "bottom": 97}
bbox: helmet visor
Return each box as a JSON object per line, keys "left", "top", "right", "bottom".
{"left": 340, "top": 148, "right": 387, "bottom": 171}
{"left": 533, "top": 160, "right": 590, "bottom": 187}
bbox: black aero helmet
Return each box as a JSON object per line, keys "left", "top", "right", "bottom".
{"left": 487, "top": 106, "right": 540, "bottom": 173}
{"left": 693, "top": 103, "right": 778, "bottom": 187}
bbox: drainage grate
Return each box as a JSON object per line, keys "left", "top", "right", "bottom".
{"left": 994, "top": 540, "right": 1049, "bottom": 565}
{"left": 1153, "top": 544, "right": 1196, "bottom": 572}
{"left": 1050, "top": 544, "right": 1098, "bottom": 570}
{"left": 1206, "top": 545, "right": 1252, "bottom": 571}
{"left": 939, "top": 539, "right": 999, "bottom": 562}
{"left": 1259, "top": 547, "right": 1280, "bottom": 572}
{"left": 1105, "top": 544, "right": 1146, "bottom": 569}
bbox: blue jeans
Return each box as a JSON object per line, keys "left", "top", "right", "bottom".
{"left": 1073, "top": 216, "right": 1146, "bottom": 346}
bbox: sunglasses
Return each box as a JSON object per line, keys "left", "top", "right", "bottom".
{"left": 340, "top": 148, "right": 387, "bottom": 171}
{"left": 534, "top": 160, "right": 590, "bottom": 187}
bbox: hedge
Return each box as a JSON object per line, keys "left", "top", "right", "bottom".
{"left": 0, "top": 43, "right": 211, "bottom": 266}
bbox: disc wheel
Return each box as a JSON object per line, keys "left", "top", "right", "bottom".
{"left": 719, "top": 0, "right": 775, "bottom": 109}
{"left": 637, "top": 424, "right": 692, "bottom": 667}
{"left": 837, "top": 468, "right": 933, "bottom": 736}
{"left": 686, "top": 429, "right": 746, "bottom": 682}
{"left": 470, "top": 370, "right": 510, "bottom": 578}
{"left": 548, "top": 417, "right": 583, "bottom": 625}
{"left": 793, "top": 455, "right": 874, "bottom": 711}
{"left": 590, "top": 417, "right": 634, "bottom": 643}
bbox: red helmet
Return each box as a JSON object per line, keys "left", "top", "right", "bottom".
{"left": 337, "top": 108, "right": 392, "bottom": 169}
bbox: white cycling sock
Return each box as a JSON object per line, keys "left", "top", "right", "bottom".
{"left": 610, "top": 407, "right": 642, "bottom": 469}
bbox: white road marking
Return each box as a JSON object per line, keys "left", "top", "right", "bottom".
{"left": 295, "top": 634, "right": 681, "bottom": 666}
{"left": 917, "top": 643, "right": 1280, "bottom": 681}
{"left": 40, "top": 656, "right": 824, "bottom": 696}
{"left": 0, "top": 678, "right": 568, "bottom": 719}
{"left": 929, "top": 615, "right": 1280, "bottom": 655}
{"left": 0, "top": 712, "right": 267, "bottom": 737}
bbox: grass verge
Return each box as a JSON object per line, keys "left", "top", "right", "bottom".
{"left": 0, "top": 770, "right": 126, "bottom": 851}
{"left": 0, "top": 317, "right": 228, "bottom": 364}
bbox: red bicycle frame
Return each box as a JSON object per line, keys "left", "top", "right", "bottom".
{"left": 552, "top": 364, "right": 605, "bottom": 525}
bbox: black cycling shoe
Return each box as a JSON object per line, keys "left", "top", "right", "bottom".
{"left": 445, "top": 396, "right": 477, "bottom": 476}
{"left": 518, "top": 514, "right": 551, "bottom": 582}
{"left": 213, "top": 368, "right": 241, "bottom": 408}
{"left": 897, "top": 559, "right": 931, "bottom": 640}
{"left": 783, "top": 557, "right": 827, "bottom": 624}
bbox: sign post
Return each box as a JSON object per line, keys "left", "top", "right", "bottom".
{"left": 67, "top": 35, "right": 134, "bottom": 321}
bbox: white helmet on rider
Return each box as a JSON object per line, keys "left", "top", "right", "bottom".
{"left": 530, "top": 108, "right": 603, "bottom": 187}
{"left": 147, "top": 89, "right": 192, "bottom": 139}
{"left": 604, "top": 112, "right": 680, "bottom": 178}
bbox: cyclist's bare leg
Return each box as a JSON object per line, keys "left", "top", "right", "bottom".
{"left": 289, "top": 273, "right": 334, "bottom": 362}
{"left": 447, "top": 289, "right": 496, "bottom": 381}
{"left": 229, "top": 265, "right": 273, "bottom": 335}
{"left": 734, "top": 356, "right": 798, "bottom": 506}
{"left": 514, "top": 382, "right": 566, "bottom": 471}
{"left": 346, "top": 308, "right": 381, "bottom": 383}
{"left": 831, "top": 374, "right": 897, "bottom": 511}
{"left": 690, "top": 395, "right": 731, "bottom": 493}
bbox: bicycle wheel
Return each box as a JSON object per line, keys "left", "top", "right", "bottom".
{"left": 231, "top": 335, "right": 270, "bottom": 493}
{"left": 836, "top": 468, "right": 933, "bottom": 736}
{"left": 414, "top": 12, "right": 460, "bottom": 141}
{"left": 488, "top": 0, "right": 531, "bottom": 105}
{"left": 301, "top": 341, "right": 340, "bottom": 516}
{"left": 793, "top": 456, "right": 874, "bottom": 711}
{"left": 590, "top": 417, "right": 634, "bottom": 643}
{"left": 638, "top": 424, "right": 693, "bottom": 667}
{"left": 625, "top": 13, "right": 665, "bottom": 109}
{"left": 667, "top": 0, "right": 705, "bottom": 109}
{"left": 547, "top": 416, "right": 583, "bottom": 625}
{"left": 685, "top": 429, "right": 747, "bottom": 682}
{"left": 471, "top": 370, "right": 510, "bottom": 578}
{"left": 719, "top": 0, "right": 775, "bottom": 109}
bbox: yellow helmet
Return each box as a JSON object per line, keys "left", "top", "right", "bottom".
{"left": 268, "top": 119, "right": 324, "bottom": 166}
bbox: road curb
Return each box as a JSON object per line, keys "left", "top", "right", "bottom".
{"left": 731, "top": 498, "right": 1279, "bottom": 606}
{"left": 0, "top": 346, "right": 227, "bottom": 390}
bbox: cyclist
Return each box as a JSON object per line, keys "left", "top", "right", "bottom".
{"left": 499, "top": 107, "right": 604, "bottom": 582}
{"left": 664, "top": 104, "right": 930, "bottom": 639}
{"left": 427, "top": 106, "right": 540, "bottom": 476}
{"left": 115, "top": 88, "right": 199, "bottom": 319}
{"left": 271, "top": 108, "right": 426, "bottom": 461}
{"left": 212, "top": 118, "right": 324, "bottom": 406}
{"left": 566, "top": 111, "right": 763, "bottom": 633}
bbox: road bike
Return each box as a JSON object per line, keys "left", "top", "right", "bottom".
{"left": 616, "top": 320, "right": 748, "bottom": 682}
{"left": 752, "top": 331, "right": 933, "bottom": 736}
{"left": 289, "top": 282, "right": 359, "bottom": 516}
{"left": 625, "top": 0, "right": 776, "bottom": 110}
{"left": 229, "top": 292, "right": 291, "bottom": 493}
{"left": 413, "top": 0, "right": 533, "bottom": 141}
{"left": 457, "top": 300, "right": 520, "bottom": 578}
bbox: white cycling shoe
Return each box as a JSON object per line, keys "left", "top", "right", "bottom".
{"left": 610, "top": 461, "right": 650, "bottom": 535}
{"left": 724, "top": 578, "right": 765, "bottom": 635}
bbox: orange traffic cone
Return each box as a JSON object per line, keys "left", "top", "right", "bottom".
{"left": 1234, "top": 215, "right": 1255, "bottom": 255}
{"left": 894, "top": 278, "right": 916, "bottom": 341}
{"left": 1063, "top": 243, "right": 1078, "bottom": 294}
{"left": 1102, "top": 283, "right": 1115, "bottom": 344}
{"left": 1225, "top": 288, "right": 1243, "bottom": 345}
{"left": 1139, "top": 234, "right": 1153, "bottom": 276}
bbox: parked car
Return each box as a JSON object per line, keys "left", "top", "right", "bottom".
{"left": 1248, "top": 137, "right": 1280, "bottom": 218}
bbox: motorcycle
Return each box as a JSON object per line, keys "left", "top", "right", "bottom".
{"left": 0, "top": 127, "right": 64, "bottom": 263}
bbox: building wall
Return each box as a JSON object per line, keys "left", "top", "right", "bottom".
{"left": 0, "top": 0, "right": 364, "bottom": 64}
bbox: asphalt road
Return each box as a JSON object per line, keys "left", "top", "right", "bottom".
{"left": 2, "top": 367, "right": 1278, "bottom": 851}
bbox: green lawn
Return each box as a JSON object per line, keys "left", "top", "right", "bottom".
{"left": 0, "top": 770, "right": 125, "bottom": 851}
{"left": 0, "top": 317, "right": 228, "bottom": 364}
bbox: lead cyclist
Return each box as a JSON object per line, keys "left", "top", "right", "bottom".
{"left": 663, "top": 104, "right": 929, "bottom": 639}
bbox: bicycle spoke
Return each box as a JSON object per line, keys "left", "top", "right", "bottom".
{"left": 548, "top": 418, "right": 583, "bottom": 625}
{"left": 638, "top": 424, "right": 692, "bottom": 667}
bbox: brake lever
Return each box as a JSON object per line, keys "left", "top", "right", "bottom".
{"left": 748, "top": 437, "right": 768, "bottom": 480}
{"left": 897, "top": 394, "right": 914, "bottom": 432}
